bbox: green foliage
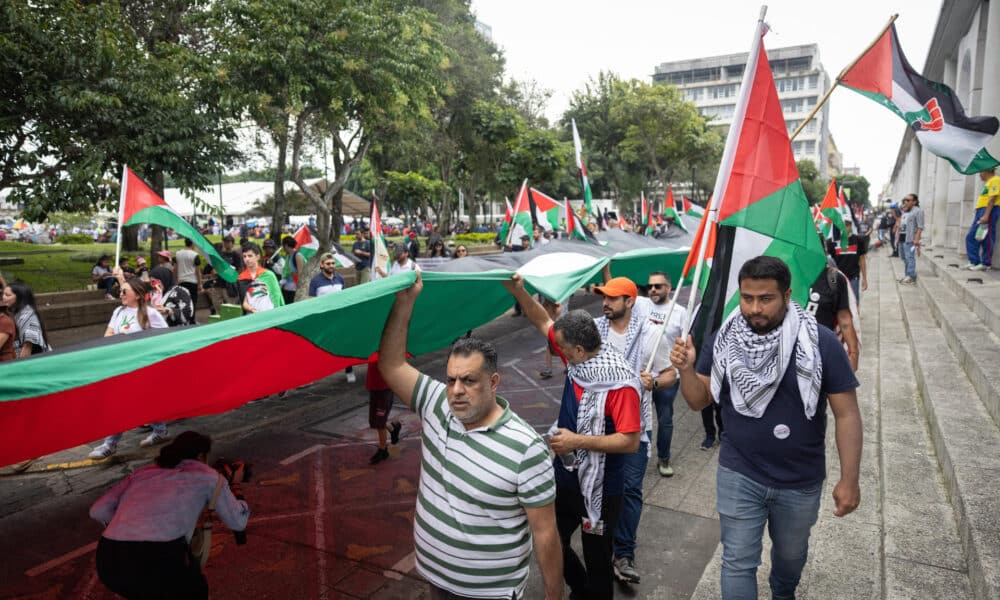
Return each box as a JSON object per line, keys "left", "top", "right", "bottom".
{"left": 2, "top": 0, "right": 240, "bottom": 221}
{"left": 563, "top": 74, "right": 722, "bottom": 203}
{"left": 797, "top": 159, "right": 826, "bottom": 205}
{"left": 55, "top": 234, "right": 94, "bottom": 245}
{"left": 206, "top": 0, "right": 448, "bottom": 246}
{"left": 453, "top": 233, "right": 496, "bottom": 244}
{"left": 837, "top": 174, "right": 871, "bottom": 207}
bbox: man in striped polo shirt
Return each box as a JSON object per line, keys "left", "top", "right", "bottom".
{"left": 378, "top": 273, "right": 563, "bottom": 600}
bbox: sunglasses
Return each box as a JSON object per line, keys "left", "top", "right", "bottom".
{"left": 648, "top": 283, "right": 667, "bottom": 289}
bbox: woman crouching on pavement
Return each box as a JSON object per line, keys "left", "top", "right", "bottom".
{"left": 90, "top": 431, "right": 250, "bottom": 599}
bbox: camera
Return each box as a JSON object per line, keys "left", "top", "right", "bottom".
{"left": 213, "top": 458, "right": 252, "bottom": 545}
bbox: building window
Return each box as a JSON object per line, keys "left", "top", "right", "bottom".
{"left": 808, "top": 75, "right": 818, "bottom": 89}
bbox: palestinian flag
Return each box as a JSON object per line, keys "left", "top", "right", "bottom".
{"left": 680, "top": 195, "right": 705, "bottom": 218}
{"left": 507, "top": 182, "right": 561, "bottom": 245}
{"left": 498, "top": 198, "right": 514, "bottom": 245}
{"left": 640, "top": 192, "right": 654, "bottom": 236}
{"left": 661, "top": 187, "right": 689, "bottom": 233}
{"left": 528, "top": 188, "right": 562, "bottom": 232}
{"left": 293, "top": 225, "right": 352, "bottom": 268}
{"left": 812, "top": 205, "right": 835, "bottom": 242}
{"left": 691, "top": 25, "right": 828, "bottom": 339}
{"left": 566, "top": 205, "right": 597, "bottom": 243}
{"left": 840, "top": 23, "right": 999, "bottom": 174}
{"left": 572, "top": 119, "right": 596, "bottom": 222}
{"left": 680, "top": 200, "right": 717, "bottom": 293}
{"left": 818, "top": 179, "right": 852, "bottom": 249}
{"left": 370, "top": 196, "right": 390, "bottom": 279}
{"left": 119, "top": 167, "right": 238, "bottom": 282}
{"left": 0, "top": 233, "right": 690, "bottom": 467}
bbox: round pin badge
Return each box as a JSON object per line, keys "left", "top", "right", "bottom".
{"left": 773, "top": 424, "right": 791, "bottom": 440}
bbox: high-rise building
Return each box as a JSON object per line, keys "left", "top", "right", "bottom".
{"left": 653, "top": 44, "right": 833, "bottom": 178}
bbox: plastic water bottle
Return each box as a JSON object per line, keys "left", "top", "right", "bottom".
{"left": 975, "top": 224, "right": 988, "bottom": 241}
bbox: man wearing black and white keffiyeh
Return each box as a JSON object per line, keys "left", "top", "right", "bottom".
{"left": 670, "top": 256, "right": 862, "bottom": 600}
{"left": 504, "top": 274, "right": 642, "bottom": 600}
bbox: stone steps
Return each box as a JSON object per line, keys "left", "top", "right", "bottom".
{"left": 896, "top": 257, "right": 1000, "bottom": 600}
{"left": 689, "top": 252, "right": 975, "bottom": 599}
{"left": 919, "top": 256, "right": 1000, "bottom": 430}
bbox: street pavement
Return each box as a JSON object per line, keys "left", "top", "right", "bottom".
{"left": 0, "top": 291, "right": 721, "bottom": 600}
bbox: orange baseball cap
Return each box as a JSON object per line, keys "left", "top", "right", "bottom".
{"left": 593, "top": 277, "right": 638, "bottom": 299}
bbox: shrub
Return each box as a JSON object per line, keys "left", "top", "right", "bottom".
{"left": 453, "top": 233, "right": 496, "bottom": 244}
{"left": 56, "top": 234, "right": 94, "bottom": 244}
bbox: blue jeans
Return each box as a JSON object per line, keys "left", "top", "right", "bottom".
{"left": 899, "top": 241, "right": 917, "bottom": 279}
{"left": 848, "top": 277, "right": 860, "bottom": 300}
{"left": 716, "top": 465, "right": 822, "bottom": 600}
{"left": 104, "top": 422, "right": 167, "bottom": 447}
{"left": 653, "top": 383, "right": 679, "bottom": 460}
{"left": 613, "top": 439, "right": 649, "bottom": 560}
{"left": 965, "top": 207, "right": 999, "bottom": 267}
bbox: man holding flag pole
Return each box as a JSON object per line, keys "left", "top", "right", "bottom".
{"left": 665, "top": 8, "right": 863, "bottom": 599}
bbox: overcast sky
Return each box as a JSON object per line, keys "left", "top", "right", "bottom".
{"left": 470, "top": 0, "right": 943, "bottom": 198}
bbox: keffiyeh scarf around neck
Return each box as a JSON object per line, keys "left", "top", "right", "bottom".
{"left": 563, "top": 345, "right": 642, "bottom": 535}
{"left": 710, "top": 301, "right": 822, "bottom": 420}
{"left": 595, "top": 313, "right": 653, "bottom": 435}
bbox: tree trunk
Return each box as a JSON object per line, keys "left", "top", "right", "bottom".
{"left": 330, "top": 187, "right": 343, "bottom": 244}
{"left": 271, "top": 130, "right": 287, "bottom": 244}
{"left": 149, "top": 171, "right": 166, "bottom": 263}
{"left": 121, "top": 224, "right": 140, "bottom": 251}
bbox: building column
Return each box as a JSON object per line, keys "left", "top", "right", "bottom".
{"left": 931, "top": 58, "right": 958, "bottom": 247}
{"left": 981, "top": 0, "right": 1000, "bottom": 160}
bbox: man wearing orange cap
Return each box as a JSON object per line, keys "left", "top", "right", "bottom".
{"left": 504, "top": 274, "right": 641, "bottom": 600}
{"left": 591, "top": 275, "right": 664, "bottom": 586}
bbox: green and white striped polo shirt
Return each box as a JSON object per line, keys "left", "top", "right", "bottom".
{"left": 411, "top": 373, "right": 556, "bottom": 598}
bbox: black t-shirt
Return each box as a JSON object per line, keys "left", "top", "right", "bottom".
{"left": 352, "top": 239, "right": 371, "bottom": 270}
{"left": 805, "top": 268, "right": 850, "bottom": 330}
{"left": 696, "top": 324, "right": 859, "bottom": 489}
{"left": 829, "top": 235, "right": 868, "bottom": 280}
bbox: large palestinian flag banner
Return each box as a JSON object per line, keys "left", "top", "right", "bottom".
{"left": 120, "top": 167, "right": 239, "bottom": 282}
{"left": 690, "top": 23, "right": 828, "bottom": 341}
{"left": 0, "top": 233, "right": 688, "bottom": 467}
{"left": 840, "top": 23, "right": 999, "bottom": 174}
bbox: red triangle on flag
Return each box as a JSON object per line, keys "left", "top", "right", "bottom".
{"left": 717, "top": 39, "right": 800, "bottom": 223}
{"left": 122, "top": 168, "right": 170, "bottom": 224}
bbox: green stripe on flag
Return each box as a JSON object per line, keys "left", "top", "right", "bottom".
{"left": 126, "top": 206, "right": 239, "bottom": 282}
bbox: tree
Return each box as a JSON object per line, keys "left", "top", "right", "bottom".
{"left": 797, "top": 159, "right": 826, "bottom": 205}
{"left": 562, "top": 72, "right": 627, "bottom": 200}
{"left": 1, "top": 0, "right": 238, "bottom": 229}
{"left": 837, "top": 174, "right": 871, "bottom": 207}
{"left": 613, "top": 80, "right": 721, "bottom": 196}
{"left": 208, "top": 0, "right": 446, "bottom": 251}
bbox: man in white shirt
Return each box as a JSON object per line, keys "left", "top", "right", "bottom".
{"left": 173, "top": 238, "right": 203, "bottom": 306}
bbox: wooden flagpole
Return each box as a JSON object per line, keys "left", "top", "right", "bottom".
{"left": 789, "top": 14, "right": 898, "bottom": 142}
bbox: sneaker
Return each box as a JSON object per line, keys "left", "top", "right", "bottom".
{"left": 139, "top": 432, "right": 169, "bottom": 448}
{"left": 970, "top": 263, "right": 988, "bottom": 271}
{"left": 899, "top": 277, "right": 916, "bottom": 285}
{"left": 613, "top": 556, "right": 641, "bottom": 584}
{"left": 88, "top": 443, "right": 117, "bottom": 459}
{"left": 389, "top": 421, "right": 402, "bottom": 445}
{"left": 369, "top": 447, "right": 389, "bottom": 465}
{"left": 657, "top": 458, "right": 674, "bottom": 477}
{"left": 964, "top": 263, "right": 980, "bottom": 270}
{"left": 104, "top": 294, "right": 115, "bottom": 301}
{"left": 346, "top": 372, "right": 357, "bottom": 384}
{"left": 539, "top": 369, "right": 553, "bottom": 379}
{"left": 700, "top": 435, "right": 716, "bottom": 451}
